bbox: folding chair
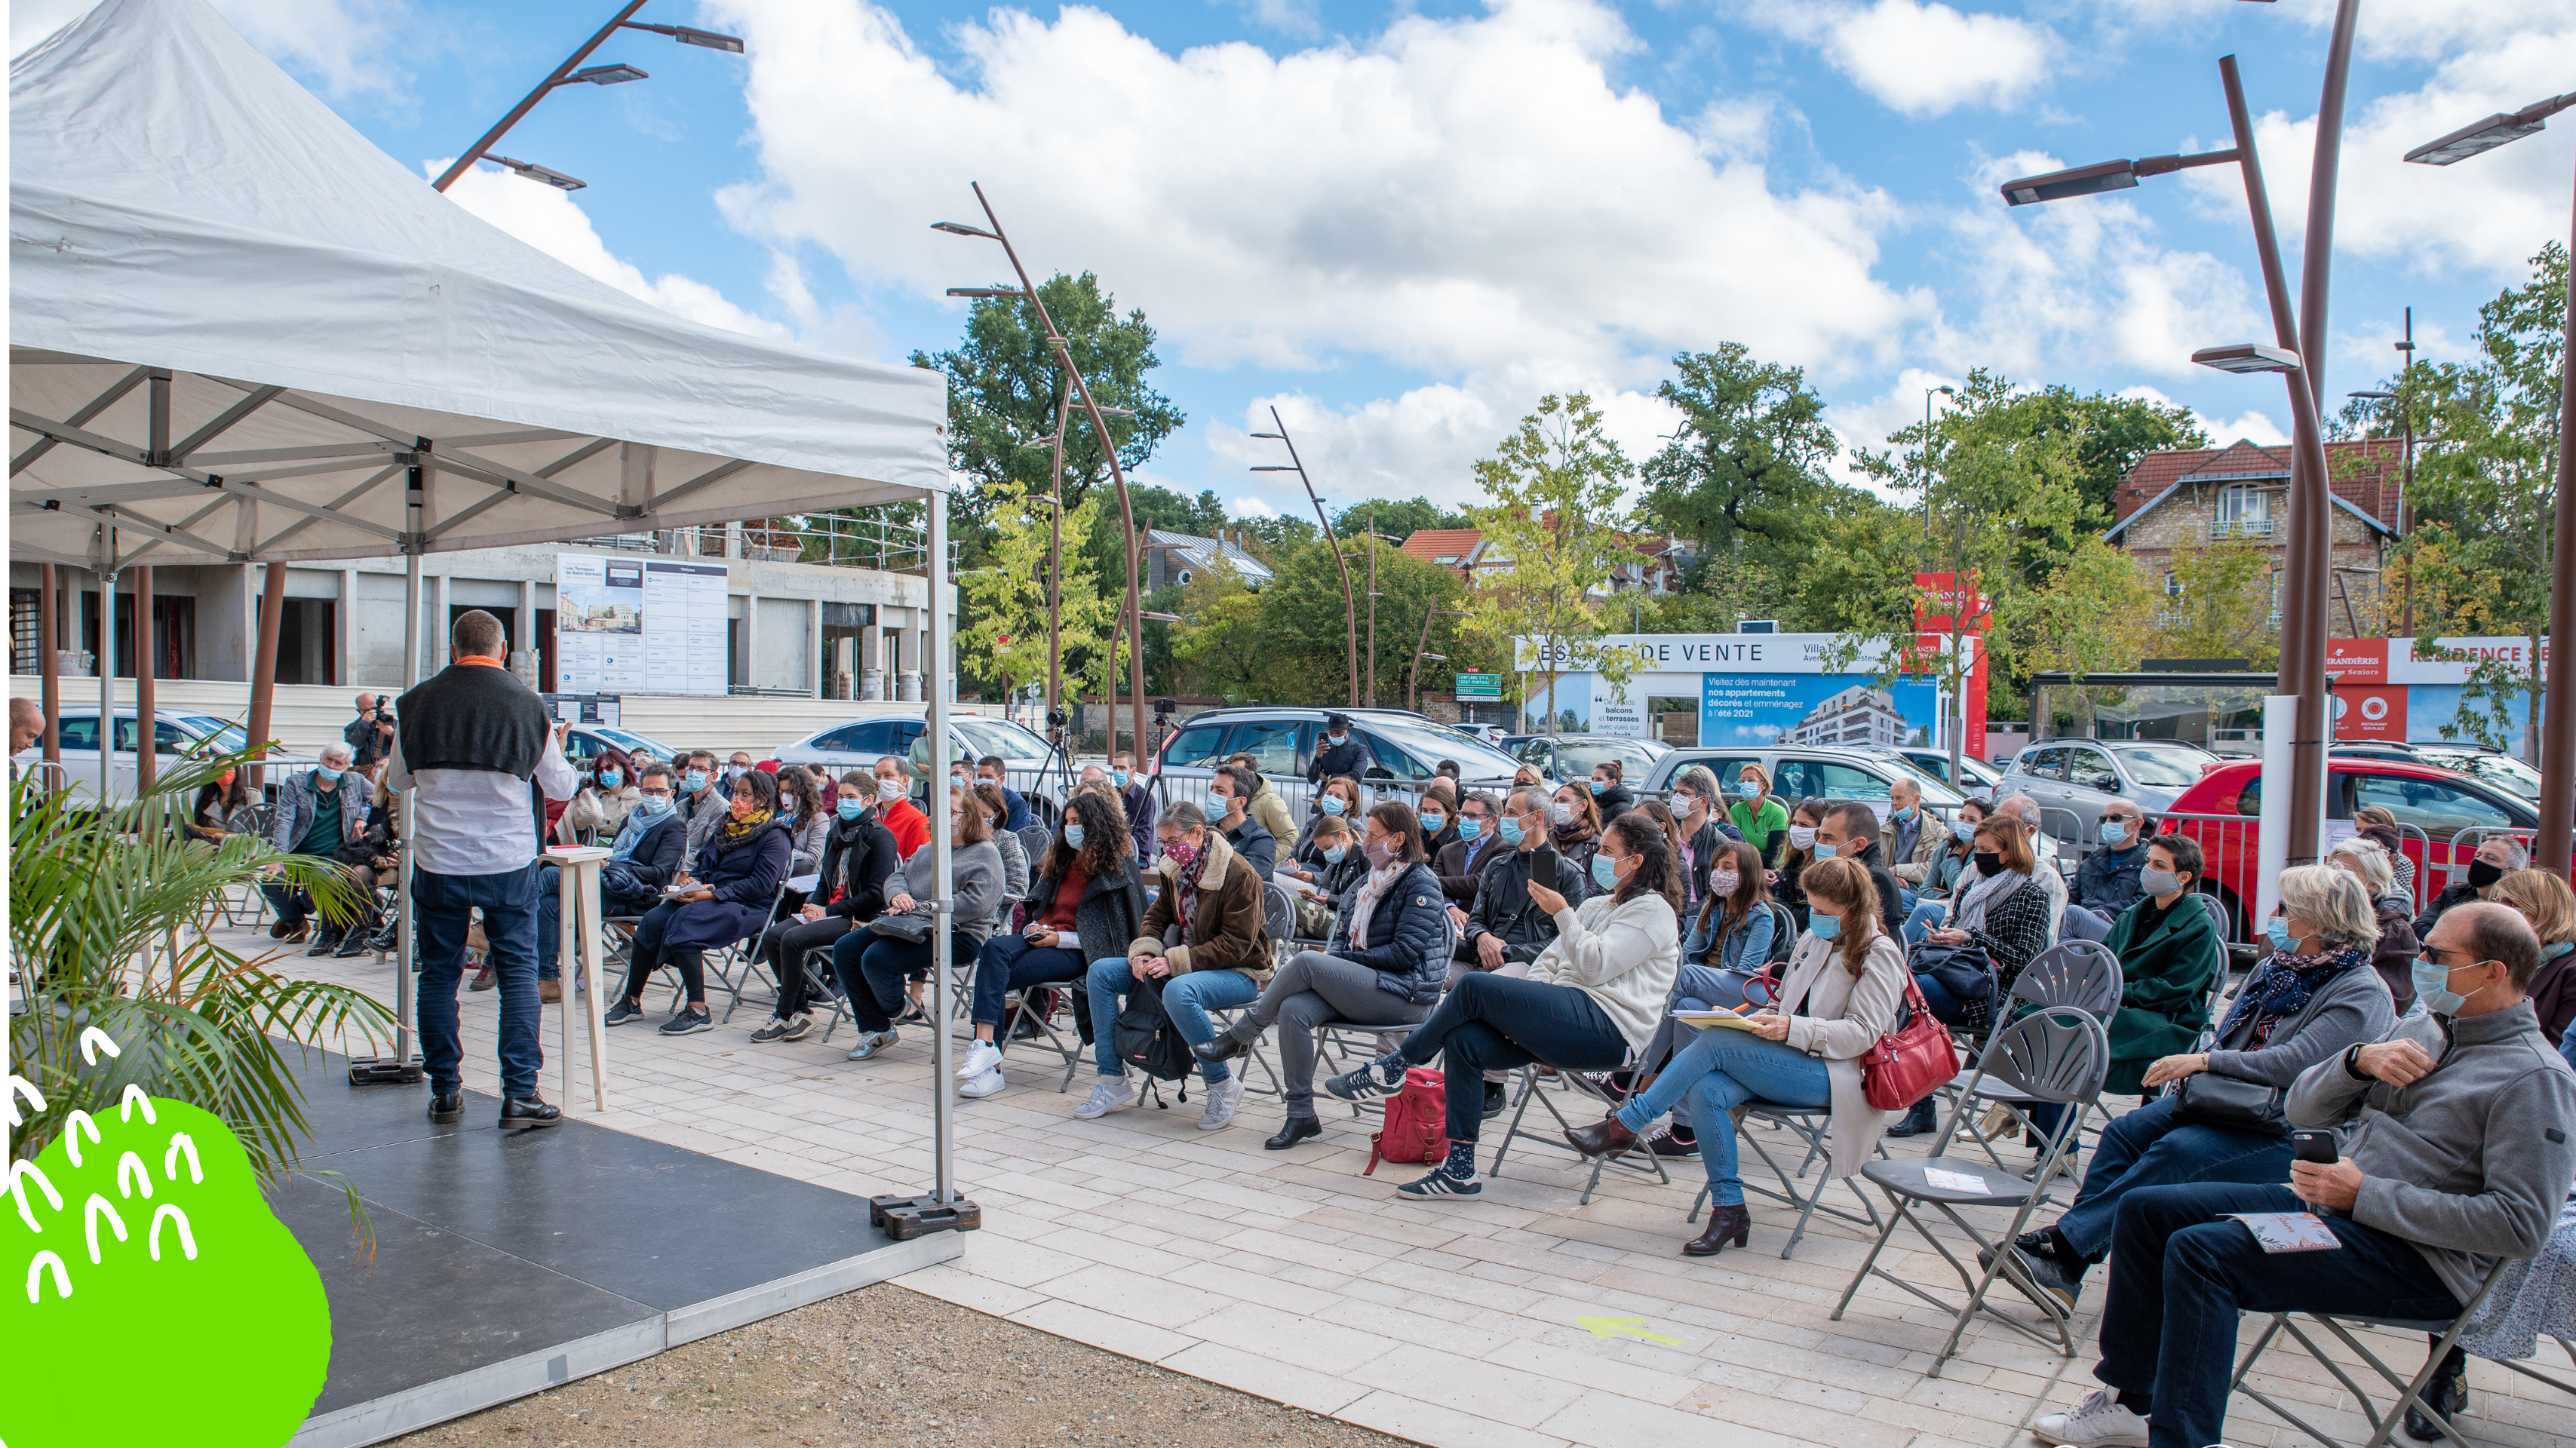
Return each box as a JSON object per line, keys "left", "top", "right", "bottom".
{"left": 711, "top": 879, "right": 796, "bottom": 1023}
{"left": 1491, "top": 1051, "right": 1670, "bottom": 1206}
{"left": 1952, "top": 941, "right": 2121, "bottom": 1189}
{"left": 800, "top": 943, "right": 852, "bottom": 1044}
{"left": 1687, "top": 1100, "right": 1887, "bottom": 1260}
{"left": 1830, "top": 1008, "right": 2110, "bottom": 1376}
{"left": 1016, "top": 824, "right": 1052, "bottom": 867}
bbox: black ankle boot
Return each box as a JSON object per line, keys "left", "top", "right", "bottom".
{"left": 1263, "top": 1115, "right": 1322, "bottom": 1151}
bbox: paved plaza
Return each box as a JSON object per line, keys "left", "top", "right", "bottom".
{"left": 258, "top": 922, "right": 2571, "bottom": 1448}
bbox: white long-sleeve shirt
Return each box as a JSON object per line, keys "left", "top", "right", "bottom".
{"left": 388, "top": 729, "right": 581, "bottom": 877}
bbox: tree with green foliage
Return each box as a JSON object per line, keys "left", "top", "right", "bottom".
{"left": 1638, "top": 344, "right": 1845, "bottom": 620}
{"left": 1463, "top": 395, "right": 1640, "bottom": 732}
{"left": 1336, "top": 495, "right": 1475, "bottom": 544}
{"left": 1997, "top": 385, "right": 2211, "bottom": 517}
{"left": 957, "top": 484, "right": 1120, "bottom": 708}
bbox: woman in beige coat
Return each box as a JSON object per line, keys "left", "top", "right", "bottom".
{"left": 1566, "top": 854, "right": 1904, "bottom": 1256}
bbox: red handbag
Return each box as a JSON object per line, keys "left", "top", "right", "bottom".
{"left": 1859, "top": 975, "right": 1961, "bottom": 1111}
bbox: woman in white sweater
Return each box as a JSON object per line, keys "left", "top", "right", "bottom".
{"left": 1328, "top": 812, "right": 1680, "bottom": 1198}
{"left": 1567, "top": 854, "right": 1904, "bottom": 1256}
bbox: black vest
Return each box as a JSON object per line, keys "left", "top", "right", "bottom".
{"left": 396, "top": 664, "right": 549, "bottom": 778}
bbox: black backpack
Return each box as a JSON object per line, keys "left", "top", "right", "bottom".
{"left": 1113, "top": 974, "right": 1197, "bottom": 1091}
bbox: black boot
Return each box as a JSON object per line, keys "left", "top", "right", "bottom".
{"left": 1263, "top": 1115, "right": 1322, "bottom": 1151}
{"left": 305, "top": 925, "right": 345, "bottom": 957}
{"left": 1887, "top": 1098, "right": 1939, "bottom": 1137}
{"left": 1684, "top": 1203, "right": 1752, "bottom": 1256}
{"left": 2403, "top": 1342, "right": 2469, "bottom": 1442}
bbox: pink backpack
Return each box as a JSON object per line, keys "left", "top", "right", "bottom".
{"left": 1365, "top": 1067, "right": 1450, "bottom": 1175}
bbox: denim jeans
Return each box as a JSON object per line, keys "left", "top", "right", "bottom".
{"left": 1914, "top": 971, "right": 1973, "bottom": 1026}
{"left": 830, "top": 928, "right": 976, "bottom": 1035}
{"left": 1083, "top": 956, "right": 1260, "bottom": 1084}
{"left": 415, "top": 863, "right": 544, "bottom": 1100}
{"left": 2053, "top": 1093, "right": 2295, "bottom": 1261}
{"left": 1615, "top": 1026, "right": 1829, "bottom": 1206}
{"left": 2095, "top": 1182, "right": 2457, "bottom": 1448}
{"left": 974, "top": 933, "right": 1088, "bottom": 1030}
{"left": 533, "top": 864, "right": 653, "bottom": 980}
{"left": 1902, "top": 899, "right": 1948, "bottom": 949}
{"left": 1397, "top": 971, "right": 1629, "bottom": 1143}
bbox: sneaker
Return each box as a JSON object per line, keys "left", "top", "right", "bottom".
{"left": 659, "top": 1007, "right": 713, "bottom": 1036}
{"left": 1395, "top": 1164, "right": 1482, "bottom": 1198}
{"left": 959, "top": 1065, "right": 1006, "bottom": 1099}
{"left": 845, "top": 1029, "right": 899, "bottom": 1061}
{"left": 468, "top": 962, "right": 496, "bottom": 992}
{"left": 2005, "top": 1244, "right": 2081, "bottom": 1313}
{"left": 2030, "top": 1389, "right": 2149, "bottom": 1447}
{"left": 603, "top": 998, "right": 646, "bottom": 1026}
{"left": 538, "top": 978, "right": 562, "bottom": 1005}
{"left": 1073, "top": 1075, "right": 1135, "bottom": 1119}
{"left": 749, "top": 1016, "right": 795, "bottom": 1044}
{"left": 1197, "top": 1075, "right": 1246, "bottom": 1130}
{"left": 956, "top": 1040, "right": 1005, "bottom": 1079}
{"left": 778, "top": 1013, "right": 812, "bottom": 1042}
{"left": 498, "top": 1095, "right": 562, "bottom": 1130}
{"left": 1325, "top": 1059, "right": 1402, "bottom": 1103}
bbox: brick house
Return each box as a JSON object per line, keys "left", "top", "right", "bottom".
{"left": 2103, "top": 438, "right": 2403, "bottom": 633}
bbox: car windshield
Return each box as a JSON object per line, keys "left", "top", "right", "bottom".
{"left": 2424, "top": 749, "right": 2544, "bottom": 800}
{"left": 1363, "top": 718, "right": 1523, "bottom": 778}
{"left": 1878, "top": 756, "right": 1967, "bottom": 807}
{"left": 2110, "top": 745, "right": 2210, "bottom": 789}
{"left": 180, "top": 716, "right": 250, "bottom": 754}
{"left": 1556, "top": 740, "right": 1661, "bottom": 781}
{"left": 954, "top": 717, "right": 1050, "bottom": 759}
{"left": 588, "top": 726, "right": 665, "bottom": 756}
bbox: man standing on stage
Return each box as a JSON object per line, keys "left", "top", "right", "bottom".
{"left": 391, "top": 610, "right": 582, "bottom": 1129}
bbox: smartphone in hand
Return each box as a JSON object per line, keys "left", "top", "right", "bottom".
{"left": 2289, "top": 1129, "right": 2338, "bottom": 1165}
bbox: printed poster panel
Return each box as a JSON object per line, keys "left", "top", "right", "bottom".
{"left": 645, "top": 561, "right": 729, "bottom": 697}
{"left": 1521, "top": 671, "right": 1592, "bottom": 733}
{"left": 1700, "top": 674, "right": 1942, "bottom": 750}
{"left": 554, "top": 554, "right": 646, "bottom": 693}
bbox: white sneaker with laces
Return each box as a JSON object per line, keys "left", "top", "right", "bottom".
{"left": 1073, "top": 1074, "right": 1135, "bottom": 1119}
{"left": 956, "top": 1040, "right": 1004, "bottom": 1079}
{"left": 1197, "top": 1075, "right": 1246, "bottom": 1130}
{"left": 2031, "top": 1389, "right": 2150, "bottom": 1447}
{"left": 959, "top": 1065, "right": 1006, "bottom": 1099}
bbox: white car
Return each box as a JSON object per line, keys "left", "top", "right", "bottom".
{"left": 14, "top": 708, "right": 319, "bottom": 806}
{"left": 772, "top": 710, "right": 1070, "bottom": 824}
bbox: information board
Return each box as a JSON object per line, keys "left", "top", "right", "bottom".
{"left": 1453, "top": 672, "right": 1502, "bottom": 701}
{"left": 554, "top": 554, "right": 728, "bottom": 696}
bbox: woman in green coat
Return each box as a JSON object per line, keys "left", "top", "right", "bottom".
{"left": 2098, "top": 834, "right": 2222, "bottom": 1095}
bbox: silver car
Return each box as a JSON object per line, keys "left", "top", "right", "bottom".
{"left": 1638, "top": 744, "right": 1966, "bottom": 811}
{"left": 1152, "top": 705, "right": 1524, "bottom": 823}
{"left": 773, "top": 711, "right": 1069, "bottom": 823}
{"left": 14, "top": 708, "right": 321, "bottom": 807}
{"left": 1997, "top": 738, "right": 2219, "bottom": 845}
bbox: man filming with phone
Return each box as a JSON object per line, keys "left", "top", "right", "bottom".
{"left": 2034, "top": 901, "right": 2575, "bottom": 1448}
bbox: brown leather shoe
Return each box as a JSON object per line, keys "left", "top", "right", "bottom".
{"left": 538, "top": 978, "right": 562, "bottom": 1004}
{"left": 1684, "top": 1203, "right": 1752, "bottom": 1257}
{"left": 1564, "top": 1112, "right": 1638, "bottom": 1158}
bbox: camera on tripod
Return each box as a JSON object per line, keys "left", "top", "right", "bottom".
{"left": 1046, "top": 708, "right": 1069, "bottom": 730}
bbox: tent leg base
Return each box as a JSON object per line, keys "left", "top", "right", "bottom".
{"left": 870, "top": 1194, "right": 981, "bottom": 1240}
{"left": 348, "top": 1057, "right": 425, "bottom": 1085}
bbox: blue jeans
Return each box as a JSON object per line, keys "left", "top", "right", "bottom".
{"left": 415, "top": 863, "right": 543, "bottom": 1100}
{"left": 1914, "top": 971, "right": 1973, "bottom": 1025}
{"left": 1084, "top": 956, "right": 1259, "bottom": 1084}
{"left": 1616, "top": 1026, "right": 1830, "bottom": 1207}
{"left": 974, "top": 933, "right": 1087, "bottom": 1030}
{"left": 533, "top": 864, "right": 652, "bottom": 980}
{"left": 2096, "top": 1182, "right": 2457, "bottom": 1448}
{"left": 1902, "top": 899, "right": 1947, "bottom": 948}
{"left": 831, "top": 928, "right": 975, "bottom": 1035}
{"left": 2053, "top": 1093, "right": 2295, "bottom": 1261}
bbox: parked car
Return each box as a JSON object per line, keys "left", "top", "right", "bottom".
{"left": 13, "top": 708, "right": 319, "bottom": 807}
{"left": 558, "top": 722, "right": 681, "bottom": 770}
{"left": 1861, "top": 745, "right": 2005, "bottom": 795}
{"left": 1636, "top": 744, "right": 1967, "bottom": 811}
{"left": 774, "top": 710, "right": 1068, "bottom": 822}
{"left": 1996, "top": 738, "right": 2221, "bottom": 842}
{"left": 2150, "top": 756, "right": 2538, "bottom": 941}
{"left": 1497, "top": 734, "right": 1669, "bottom": 787}
{"left": 1448, "top": 722, "right": 1510, "bottom": 747}
{"left": 1154, "top": 706, "right": 1524, "bottom": 823}
{"left": 2331, "top": 740, "right": 2546, "bottom": 802}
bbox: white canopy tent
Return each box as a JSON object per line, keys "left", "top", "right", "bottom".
{"left": 10, "top": 0, "right": 966, "bottom": 1205}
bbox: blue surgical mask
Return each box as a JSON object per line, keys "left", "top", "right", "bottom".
{"left": 1810, "top": 912, "right": 1842, "bottom": 940}
{"left": 2099, "top": 820, "right": 2130, "bottom": 848}
{"left": 1064, "top": 823, "right": 1086, "bottom": 848}
{"left": 1737, "top": 780, "right": 1761, "bottom": 799}
{"left": 1328, "top": 732, "right": 1347, "bottom": 746}
{"left": 684, "top": 770, "right": 708, "bottom": 793}
{"left": 635, "top": 795, "right": 673, "bottom": 820}
{"left": 2410, "top": 956, "right": 2476, "bottom": 1017}
{"left": 837, "top": 799, "right": 864, "bottom": 821}
{"left": 1319, "top": 795, "right": 1346, "bottom": 816}
{"left": 600, "top": 768, "right": 622, "bottom": 787}
{"left": 1591, "top": 852, "right": 1623, "bottom": 890}
{"left": 2264, "top": 916, "right": 2296, "bottom": 955}
{"left": 318, "top": 766, "right": 344, "bottom": 784}
{"left": 1497, "top": 815, "right": 1526, "bottom": 847}
{"left": 1421, "top": 812, "right": 1447, "bottom": 833}
{"left": 1892, "top": 805, "right": 1914, "bottom": 823}
{"left": 1587, "top": 780, "right": 1606, "bottom": 796}
{"left": 1323, "top": 844, "right": 1348, "bottom": 864}
{"left": 1813, "top": 840, "right": 1838, "bottom": 860}
{"left": 1457, "top": 818, "right": 1481, "bottom": 841}
{"left": 2547, "top": 940, "right": 2575, "bottom": 961}
{"left": 1111, "top": 769, "right": 1129, "bottom": 787}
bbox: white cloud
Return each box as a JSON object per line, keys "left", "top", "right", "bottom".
{"left": 1227, "top": 495, "right": 1282, "bottom": 520}
{"left": 708, "top": 0, "right": 1921, "bottom": 388}
{"left": 2114, "top": 386, "right": 2287, "bottom": 449}
{"left": 1741, "top": 0, "right": 2055, "bottom": 118}
{"left": 14, "top": 0, "right": 411, "bottom": 94}
{"left": 436, "top": 163, "right": 787, "bottom": 339}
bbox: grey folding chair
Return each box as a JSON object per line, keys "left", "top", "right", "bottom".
{"left": 1953, "top": 941, "right": 2122, "bottom": 1188}
{"left": 712, "top": 879, "right": 797, "bottom": 1023}
{"left": 1687, "top": 1100, "right": 1887, "bottom": 1260}
{"left": 799, "top": 943, "right": 851, "bottom": 1044}
{"left": 1017, "top": 824, "right": 1052, "bottom": 870}
{"left": 1830, "top": 1008, "right": 2111, "bottom": 1376}
{"left": 1491, "top": 1050, "right": 1670, "bottom": 1206}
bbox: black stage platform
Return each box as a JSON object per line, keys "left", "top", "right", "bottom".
{"left": 275, "top": 1051, "right": 959, "bottom": 1448}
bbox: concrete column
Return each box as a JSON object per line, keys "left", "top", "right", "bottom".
{"left": 807, "top": 600, "right": 824, "bottom": 698}
{"left": 339, "top": 568, "right": 358, "bottom": 689}
{"left": 745, "top": 585, "right": 760, "bottom": 689}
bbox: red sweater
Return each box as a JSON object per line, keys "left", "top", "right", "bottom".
{"left": 880, "top": 799, "right": 929, "bottom": 859}
{"left": 1037, "top": 861, "right": 1091, "bottom": 934}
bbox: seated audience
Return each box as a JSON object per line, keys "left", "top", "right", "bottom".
{"left": 1196, "top": 801, "right": 1448, "bottom": 1147}
{"left": 1995, "top": 792, "right": 2070, "bottom": 943}
{"left": 2352, "top": 803, "right": 2418, "bottom": 902}
{"left": 748, "top": 770, "right": 898, "bottom": 1044}
{"left": 2062, "top": 799, "right": 2151, "bottom": 941}
{"left": 605, "top": 768, "right": 794, "bottom": 1037}
{"left": 1730, "top": 762, "right": 1789, "bottom": 861}
{"left": 2414, "top": 835, "right": 2525, "bottom": 942}
{"left": 556, "top": 753, "right": 639, "bottom": 847}
{"left": 1460, "top": 787, "right": 1592, "bottom": 974}
{"left": 1112, "top": 750, "right": 1156, "bottom": 863}
{"left": 259, "top": 742, "right": 369, "bottom": 950}
{"left": 1076, "top": 801, "right": 1273, "bottom": 1127}
{"left": 1681, "top": 839, "right": 1779, "bottom": 986}
{"left": 2033, "top": 901, "right": 2571, "bottom": 1448}
{"left": 2096, "top": 834, "right": 2222, "bottom": 1095}
{"left": 1288, "top": 774, "right": 1363, "bottom": 869}
{"left": 827, "top": 782, "right": 1007, "bottom": 1060}
{"left": 1881, "top": 777, "right": 1950, "bottom": 887}
{"left": 1905, "top": 797, "right": 1988, "bottom": 943}
{"left": 1914, "top": 812, "right": 2054, "bottom": 1017}
{"left": 1222, "top": 751, "right": 1295, "bottom": 844}
{"left": 1285, "top": 813, "right": 1363, "bottom": 938}
{"left": 1568, "top": 854, "right": 1903, "bottom": 1255}
{"left": 976, "top": 755, "right": 1033, "bottom": 833}
{"left": 1548, "top": 781, "right": 1603, "bottom": 876}
{"left": 187, "top": 765, "right": 252, "bottom": 845}
{"left": 2495, "top": 867, "right": 2576, "bottom": 1048}
{"left": 1415, "top": 783, "right": 1463, "bottom": 859}
{"left": 1432, "top": 790, "right": 1509, "bottom": 906}
{"left": 1812, "top": 801, "right": 1906, "bottom": 940}
{"left": 2005, "top": 864, "right": 2396, "bottom": 1315}
{"left": 1589, "top": 759, "right": 1635, "bottom": 819}
{"left": 1666, "top": 765, "right": 1742, "bottom": 913}
{"left": 676, "top": 750, "right": 727, "bottom": 872}
{"left": 1326, "top": 812, "right": 1681, "bottom": 1198}
{"left": 973, "top": 781, "right": 1030, "bottom": 901}
{"left": 955, "top": 792, "right": 1147, "bottom": 1097}
{"left": 1205, "top": 764, "right": 1277, "bottom": 883}
{"left": 772, "top": 765, "right": 831, "bottom": 876}
{"left": 1511, "top": 763, "right": 1545, "bottom": 790}
{"left": 1773, "top": 796, "right": 1830, "bottom": 933}
{"left": 2331, "top": 835, "right": 2421, "bottom": 1011}
{"left": 870, "top": 756, "right": 929, "bottom": 858}
{"left": 539, "top": 762, "right": 685, "bottom": 996}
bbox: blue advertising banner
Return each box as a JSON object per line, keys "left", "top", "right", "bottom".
{"left": 1700, "top": 674, "right": 1942, "bottom": 750}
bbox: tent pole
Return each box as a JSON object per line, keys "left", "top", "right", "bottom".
{"left": 98, "top": 541, "right": 117, "bottom": 806}
{"left": 929, "top": 486, "right": 954, "bottom": 1207}
{"left": 357, "top": 455, "right": 427, "bottom": 1086}
{"left": 246, "top": 560, "right": 286, "bottom": 790}
{"left": 38, "top": 565, "right": 60, "bottom": 766}
{"left": 136, "top": 565, "right": 155, "bottom": 799}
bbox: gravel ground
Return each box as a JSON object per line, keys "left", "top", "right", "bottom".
{"left": 387, "top": 1283, "right": 1409, "bottom": 1448}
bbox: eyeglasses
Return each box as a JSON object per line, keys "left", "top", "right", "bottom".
{"left": 638, "top": 787, "right": 672, "bottom": 799}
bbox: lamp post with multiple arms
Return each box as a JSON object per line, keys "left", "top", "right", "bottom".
{"left": 1997, "top": 22, "right": 2360, "bottom": 866}
{"left": 1250, "top": 410, "right": 1362, "bottom": 707}
{"left": 2403, "top": 88, "right": 2576, "bottom": 875}
{"left": 935, "top": 191, "right": 1151, "bottom": 762}
{"left": 430, "top": 2, "right": 742, "bottom": 195}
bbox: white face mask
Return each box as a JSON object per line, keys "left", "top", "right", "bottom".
{"left": 1788, "top": 825, "right": 1818, "bottom": 850}
{"left": 877, "top": 777, "right": 907, "bottom": 803}
{"left": 1549, "top": 802, "right": 1575, "bottom": 827}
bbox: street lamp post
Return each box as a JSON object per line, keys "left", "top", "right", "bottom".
{"left": 2404, "top": 87, "right": 2576, "bottom": 875}
{"left": 1251, "top": 411, "right": 1361, "bottom": 707}
{"left": 935, "top": 192, "right": 1150, "bottom": 764}
{"left": 1408, "top": 609, "right": 1467, "bottom": 713}
{"left": 429, "top": 2, "right": 742, "bottom": 194}
{"left": 1920, "top": 385, "right": 1955, "bottom": 535}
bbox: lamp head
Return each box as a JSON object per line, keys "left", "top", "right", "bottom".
{"left": 568, "top": 63, "right": 648, "bottom": 85}
{"left": 671, "top": 25, "right": 745, "bottom": 52}
{"left": 2000, "top": 158, "right": 2138, "bottom": 207}
{"left": 944, "top": 287, "right": 1025, "bottom": 299}
{"left": 2192, "top": 343, "right": 2302, "bottom": 375}
{"left": 490, "top": 157, "right": 585, "bottom": 191}
{"left": 2406, "top": 113, "right": 2546, "bottom": 166}
{"left": 932, "top": 221, "right": 999, "bottom": 239}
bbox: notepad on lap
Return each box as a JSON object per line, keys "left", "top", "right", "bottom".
{"left": 1673, "top": 1009, "right": 1760, "bottom": 1032}
{"left": 2228, "top": 1212, "right": 2344, "bottom": 1253}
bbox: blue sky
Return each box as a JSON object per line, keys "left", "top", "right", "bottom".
{"left": 17, "top": 0, "right": 2574, "bottom": 520}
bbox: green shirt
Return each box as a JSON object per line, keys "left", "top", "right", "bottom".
{"left": 296, "top": 786, "right": 344, "bottom": 857}
{"left": 1728, "top": 796, "right": 1789, "bottom": 854}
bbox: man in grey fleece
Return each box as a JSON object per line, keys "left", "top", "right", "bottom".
{"left": 2033, "top": 902, "right": 2576, "bottom": 1448}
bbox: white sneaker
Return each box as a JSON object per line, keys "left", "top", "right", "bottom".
{"left": 956, "top": 1040, "right": 1004, "bottom": 1079}
{"left": 1073, "top": 1075, "right": 1135, "bottom": 1119}
{"left": 1197, "top": 1075, "right": 1246, "bottom": 1130}
{"left": 2031, "top": 1389, "right": 2150, "bottom": 1447}
{"left": 959, "top": 1065, "right": 1006, "bottom": 1099}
